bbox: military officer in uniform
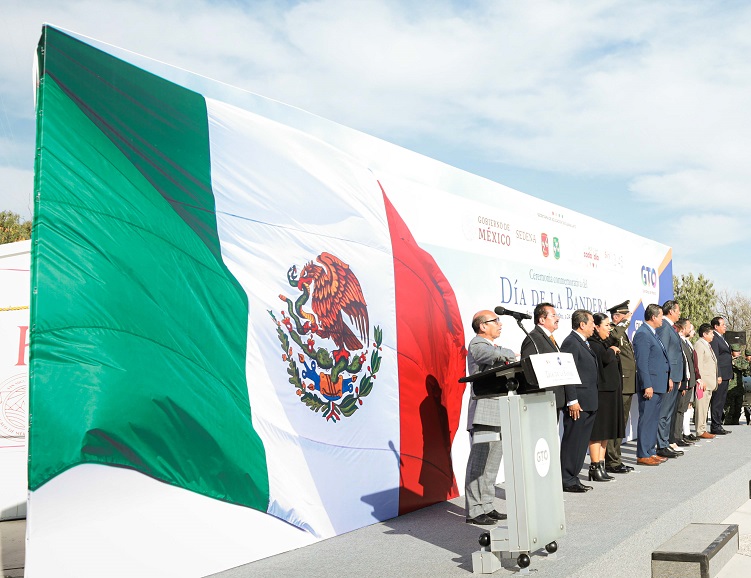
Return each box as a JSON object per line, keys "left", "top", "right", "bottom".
{"left": 724, "top": 345, "right": 748, "bottom": 425}
{"left": 604, "top": 300, "right": 635, "bottom": 474}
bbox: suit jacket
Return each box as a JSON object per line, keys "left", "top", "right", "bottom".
{"left": 695, "top": 337, "right": 718, "bottom": 392}
{"left": 710, "top": 331, "right": 733, "bottom": 381}
{"left": 609, "top": 323, "right": 636, "bottom": 394}
{"left": 680, "top": 338, "right": 697, "bottom": 391}
{"left": 520, "top": 325, "right": 566, "bottom": 409}
{"left": 656, "top": 320, "right": 685, "bottom": 383}
{"left": 632, "top": 323, "right": 670, "bottom": 393}
{"left": 559, "top": 331, "right": 599, "bottom": 411}
{"left": 466, "top": 335, "right": 515, "bottom": 429}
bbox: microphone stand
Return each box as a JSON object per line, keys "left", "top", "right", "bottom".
{"left": 516, "top": 318, "right": 539, "bottom": 354}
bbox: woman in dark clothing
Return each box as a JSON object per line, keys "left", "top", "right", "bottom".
{"left": 587, "top": 313, "right": 625, "bottom": 482}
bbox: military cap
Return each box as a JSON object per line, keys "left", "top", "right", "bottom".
{"left": 731, "top": 344, "right": 741, "bottom": 352}
{"left": 607, "top": 300, "right": 630, "bottom": 315}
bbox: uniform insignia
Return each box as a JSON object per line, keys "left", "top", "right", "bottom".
{"left": 553, "top": 237, "right": 560, "bottom": 259}
{"left": 269, "top": 252, "right": 383, "bottom": 422}
{"left": 541, "top": 233, "right": 549, "bottom": 257}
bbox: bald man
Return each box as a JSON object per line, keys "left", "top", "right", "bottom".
{"left": 464, "top": 310, "right": 515, "bottom": 525}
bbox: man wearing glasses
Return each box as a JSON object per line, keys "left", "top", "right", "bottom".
{"left": 465, "top": 310, "right": 516, "bottom": 525}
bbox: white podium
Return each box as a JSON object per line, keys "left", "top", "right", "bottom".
{"left": 464, "top": 356, "right": 572, "bottom": 574}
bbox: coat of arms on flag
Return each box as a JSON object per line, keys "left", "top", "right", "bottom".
{"left": 271, "top": 252, "right": 383, "bottom": 422}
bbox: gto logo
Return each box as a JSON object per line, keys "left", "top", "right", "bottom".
{"left": 534, "top": 438, "right": 551, "bottom": 477}
{"left": 641, "top": 266, "right": 658, "bottom": 287}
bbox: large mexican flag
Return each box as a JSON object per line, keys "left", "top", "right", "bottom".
{"left": 29, "top": 25, "right": 466, "bottom": 545}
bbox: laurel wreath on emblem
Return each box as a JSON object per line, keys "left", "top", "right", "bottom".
{"left": 268, "top": 252, "right": 383, "bottom": 422}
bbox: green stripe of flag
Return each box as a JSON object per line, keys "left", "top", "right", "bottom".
{"left": 29, "top": 26, "right": 269, "bottom": 511}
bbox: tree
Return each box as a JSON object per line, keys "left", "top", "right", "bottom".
{"left": 0, "top": 210, "right": 32, "bottom": 244}
{"left": 716, "top": 289, "right": 751, "bottom": 333}
{"left": 673, "top": 273, "right": 717, "bottom": 327}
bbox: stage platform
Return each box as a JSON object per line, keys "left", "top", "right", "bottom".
{"left": 2, "top": 427, "right": 751, "bottom": 577}
{"left": 212, "top": 426, "right": 751, "bottom": 578}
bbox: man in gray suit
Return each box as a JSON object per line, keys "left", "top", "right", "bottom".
{"left": 464, "top": 310, "right": 516, "bottom": 525}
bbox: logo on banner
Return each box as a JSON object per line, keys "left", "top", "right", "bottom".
{"left": 553, "top": 237, "right": 561, "bottom": 260}
{"left": 0, "top": 373, "right": 26, "bottom": 447}
{"left": 583, "top": 247, "right": 599, "bottom": 268}
{"left": 640, "top": 265, "right": 660, "bottom": 302}
{"left": 270, "top": 252, "right": 382, "bottom": 422}
{"left": 515, "top": 229, "right": 536, "bottom": 244}
{"left": 641, "top": 266, "right": 658, "bottom": 287}
{"left": 541, "top": 233, "right": 549, "bottom": 257}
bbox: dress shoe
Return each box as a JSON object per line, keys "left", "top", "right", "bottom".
{"left": 588, "top": 463, "right": 613, "bottom": 482}
{"left": 606, "top": 463, "right": 632, "bottom": 474}
{"left": 656, "top": 447, "right": 680, "bottom": 458}
{"left": 685, "top": 434, "right": 698, "bottom": 441}
{"left": 676, "top": 439, "right": 692, "bottom": 447}
{"left": 653, "top": 454, "right": 668, "bottom": 463}
{"left": 598, "top": 460, "right": 615, "bottom": 480}
{"left": 578, "top": 482, "right": 593, "bottom": 491}
{"left": 486, "top": 510, "right": 507, "bottom": 521}
{"left": 466, "top": 514, "right": 496, "bottom": 525}
{"left": 699, "top": 432, "right": 716, "bottom": 439}
{"left": 563, "top": 484, "right": 588, "bottom": 493}
{"left": 636, "top": 456, "right": 661, "bottom": 466}
{"left": 668, "top": 444, "right": 685, "bottom": 455}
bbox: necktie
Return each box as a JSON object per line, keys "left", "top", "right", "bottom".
{"left": 656, "top": 334, "right": 667, "bottom": 355}
{"left": 550, "top": 335, "right": 558, "bottom": 348}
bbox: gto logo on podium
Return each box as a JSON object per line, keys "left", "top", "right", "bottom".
{"left": 534, "top": 437, "right": 551, "bottom": 477}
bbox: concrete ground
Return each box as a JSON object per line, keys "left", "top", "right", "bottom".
{"left": 717, "top": 499, "right": 751, "bottom": 578}
{"left": 3, "top": 428, "right": 751, "bottom": 577}
{"left": 0, "top": 519, "right": 23, "bottom": 578}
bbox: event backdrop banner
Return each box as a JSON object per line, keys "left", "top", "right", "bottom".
{"left": 28, "top": 26, "right": 672, "bottom": 577}
{"left": 0, "top": 240, "right": 30, "bottom": 521}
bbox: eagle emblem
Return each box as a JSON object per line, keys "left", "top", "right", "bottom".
{"left": 269, "top": 252, "right": 383, "bottom": 421}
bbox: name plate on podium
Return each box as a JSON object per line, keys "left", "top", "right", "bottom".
{"left": 524, "top": 352, "right": 581, "bottom": 388}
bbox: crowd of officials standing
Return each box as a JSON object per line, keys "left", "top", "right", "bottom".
{"left": 464, "top": 299, "right": 746, "bottom": 524}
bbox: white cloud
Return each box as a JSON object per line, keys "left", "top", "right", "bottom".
{"left": 4, "top": 0, "right": 751, "bottom": 291}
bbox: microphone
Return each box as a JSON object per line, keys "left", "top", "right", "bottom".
{"left": 494, "top": 306, "right": 532, "bottom": 321}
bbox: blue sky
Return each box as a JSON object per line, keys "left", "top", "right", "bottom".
{"left": 2, "top": 0, "right": 750, "bottom": 294}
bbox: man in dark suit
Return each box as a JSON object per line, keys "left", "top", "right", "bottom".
{"left": 655, "top": 300, "right": 685, "bottom": 458}
{"left": 464, "top": 310, "right": 516, "bottom": 525}
{"left": 520, "top": 302, "right": 565, "bottom": 415}
{"left": 605, "top": 300, "right": 635, "bottom": 474}
{"left": 709, "top": 316, "right": 733, "bottom": 435}
{"left": 633, "top": 304, "right": 670, "bottom": 466}
{"left": 559, "top": 309, "right": 598, "bottom": 492}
